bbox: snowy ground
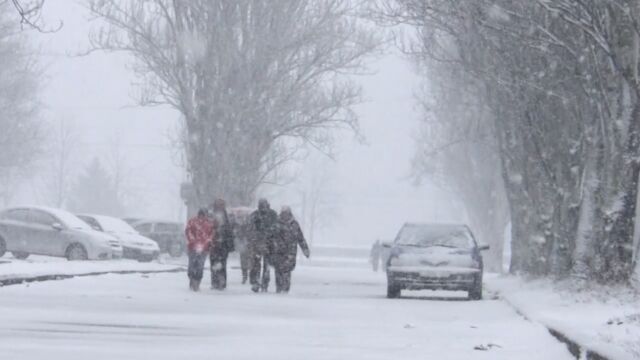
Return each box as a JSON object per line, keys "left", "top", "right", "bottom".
{"left": 0, "top": 259, "right": 573, "bottom": 360}
{"left": 487, "top": 275, "right": 640, "bottom": 360}
{"left": 0, "top": 255, "right": 183, "bottom": 283}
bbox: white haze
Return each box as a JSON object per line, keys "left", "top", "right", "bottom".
{"left": 13, "top": 2, "right": 464, "bottom": 247}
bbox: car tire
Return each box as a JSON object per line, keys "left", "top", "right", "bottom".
{"left": 0, "top": 236, "right": 6, "bottom": 257}
{"left": 12, "top": 251, "right": 29, "bottom": 260}
{"left": 468, "top": 274, "right": 483, "bottom": 301}
{"left": 168, "top": 242, "right": 183, "bottom": 258}
{"left": 137, "top": 255, "right": 154, "bottom": 263}
{"left": 66, "top": 244, "right": 88, "bottom": 261}
{"left": 387, "top": 282, "right": 401, "bottom": 299}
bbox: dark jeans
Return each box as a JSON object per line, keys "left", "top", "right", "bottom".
{"left": 240, "top": 250, "right": 252, "bottom": 284}
{"left": 188, "top": 250, "right": 207, "bottom": 282}
{"left": 275, "top": 269, "right": 292, "bottom": 293}
{"left": 210, "top": 247, "right": 228, "bottom": 290}
{"left": 249, "top": 254, "right": 271, "bottom": 291}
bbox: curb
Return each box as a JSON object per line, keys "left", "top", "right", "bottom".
{"left": 490, "top": 289, "right": 615, "bottom": 360}
{"left": 0, "top": 267, "right": 186, "bottom": 287}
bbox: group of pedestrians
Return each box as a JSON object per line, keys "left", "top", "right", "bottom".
{"left": 185, "top": 198, "right": 310, "bottom": 294}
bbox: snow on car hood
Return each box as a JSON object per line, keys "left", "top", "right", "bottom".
{"left": 390, "top": 246, "right": 476, "bottom": 269}
{"left": 109, "top": 232, "right": 159, "bottom": 249}
{"left": 76, "top": 228, "right": 118, "bottom": 245}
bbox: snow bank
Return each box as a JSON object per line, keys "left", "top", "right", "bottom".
{"left": 486, "top": 275, "right": 640, "bottom": 360}
{"left": 0, "top": 255, "right": 184, "bottom": 286}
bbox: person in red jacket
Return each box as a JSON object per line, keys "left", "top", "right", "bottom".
{"left": 185, "top": 208, "right": 215, "bottom": 291}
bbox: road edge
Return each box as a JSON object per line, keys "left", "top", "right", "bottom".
{"left": 488, "top": 287, "right": 623, "bottom": 360}
{"left": 0, "top": 267, "right": 186, "bottom": 287}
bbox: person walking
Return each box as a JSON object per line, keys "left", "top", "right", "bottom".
{"left": 209, "top": 199, "right": 234, "bottom": 290}
{"left": 230, "top": 209, "right": 252, "bottom": 284}
{"left": 370, "top": 240, "right": 382, "bottom": 272}
{"left": 272, "top": 207, "right": 310, "bottom": 293}
{"left": 185, "top": 208, "right": 214, "bottom": 292}
{"left": 248, "top": 199, "right": 278, "bottom": 293}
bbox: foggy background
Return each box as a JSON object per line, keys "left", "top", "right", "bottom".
{"left": 9, "top": 2, "right": 463, "bottom": 248}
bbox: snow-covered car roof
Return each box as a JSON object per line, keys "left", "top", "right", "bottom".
{"left": 78, "top": 214, "right": 139, "bottom": 234}
{"left": 131, "top": 219, "right": 183, "bottom": 225}
{"left": 7, "top": 206, "right": 94, "bottom": 231}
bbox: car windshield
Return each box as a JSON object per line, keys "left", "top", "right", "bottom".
{"left": 97, "top": 216, "right": 138, "bottom": 234}
{"left": 48, "top": 209, "right": 93, "bottom": 230}
{"left": 396, "top": 225, "right": 475, "bottom": 249}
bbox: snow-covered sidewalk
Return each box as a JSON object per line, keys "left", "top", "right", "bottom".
{"left": 0, "top": 255, "right": 185, "bottom": 286}
{"left": 486, "top": 275, "right": 639, "bottom": 360}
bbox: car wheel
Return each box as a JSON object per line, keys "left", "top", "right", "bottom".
{"left": 468, "top": 274, "right": 483, "bottom": 301}
{"left": 387, "top": 282, "right": 401, "bottom": 299}
{"left": 0, "top": 236, "right": 6, "bottom": 257}
{"left": 137, "top": 255, "right": 153, "bottom": 263}
{"left": 66, "top": 244, "right": 88, "bottom": 261}
{"left": 168, "top": 242, "right": 183, "bottom": 257}
{"left": 12, "top": 251, "right": 29, "bottom": 260}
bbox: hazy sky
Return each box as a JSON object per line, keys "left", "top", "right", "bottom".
{"left": 19, "top": 2, "right": 464, "bottom": 246}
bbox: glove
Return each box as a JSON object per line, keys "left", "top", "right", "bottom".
{"left": 302, "top": 248, "right": 310, "bottom": 258}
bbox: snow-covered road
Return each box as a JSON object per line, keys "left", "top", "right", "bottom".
{"left": 0, "top": 264, "right": 572, "bottom": 360}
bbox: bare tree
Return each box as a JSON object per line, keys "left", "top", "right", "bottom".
{"left": 374, "top": 0, "right": 640, "bottom": 283}
{"left": 298, "top": 159, "right": 336, "bottom": 247}
{"left": 85, "top": 0, "right": 377, "bottom": 207}
{"left": 0, "top": 1, "right": 44, "bottom": 205}
{"left": 7, "top": 0, "right": 61, "bottom": 32}
{"left": 69, "top": 158, "right": 124, "bottom": 217}
{"left": 47, "top": 117, "right": 79, "bottom": 208}
{"left": 106, "top": 128, "right": 138, "bottom": 212}
{"left": 412, "top": 77, "right": 510, "bottom": 272}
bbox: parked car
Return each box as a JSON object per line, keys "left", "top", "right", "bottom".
{"left": 131, "top": 220, "right": 185, "bottom": 257}
{"left": 122, "top": 217, "right": 143, "bottom": 226}
{"left": 0, "top": 206, "right": 122, "bottom": 261}
{"left": 385, "top": 223, "right": 489, "bottom": 300}
{"left": 77, "top": 214, "right": 160, "bottom": 262}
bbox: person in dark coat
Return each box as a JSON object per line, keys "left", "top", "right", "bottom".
{"left": 185, "top": 208, "right": 214, "bottom": 292}
{"left": 272, "top": 207, "right": 310, "bottom": 293}
{"left": 248, "top": 199, "right": 278, "bottom": 293}
{"left": 209, "top": 199, "right": 234, "bottom": 290}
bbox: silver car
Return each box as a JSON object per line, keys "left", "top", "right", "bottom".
{"left": 77, "top": 214, "right": 160, "bottom": 262}
{"left": 385, "top": 223, "right": 489, "bottom": 300}
{"left": 0, "top": 206, "right": 122, "bottom": 261}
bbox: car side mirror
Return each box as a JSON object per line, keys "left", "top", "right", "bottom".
{"left": 51, "top": 223, "right": 63, "bottom": 231}
{"left": 478, "top": 244, "right": 490, "bottom": 251}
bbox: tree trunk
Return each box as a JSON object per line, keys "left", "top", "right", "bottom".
{"left": 605, "top": 94, "right": 640, "bottom": 282}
